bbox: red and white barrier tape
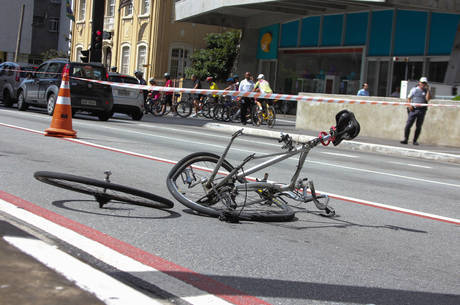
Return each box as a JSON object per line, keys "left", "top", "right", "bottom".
{"left": 71, "top": 76, "right": 460, "bottom": 109}
{"left": 2, "top": 67, "right": 459, "bottom": 108}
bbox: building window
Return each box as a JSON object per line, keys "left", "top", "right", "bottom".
{"left": 106, "top": 0, "right": 115, "bottom": 17}
{"left": 429, "top": 61, "right": 448, "bottom": 83}
{"left": 137, "top": 45, "right": 147, "bottom": 74}
{"left": 33, "top": 15, "right": 45, "bottom": 26}
{"left": 169, "top": 46, "right": 191, "bottom": 78}
{"left": 121, "top": 45, "right": 130, "bottom": 74}
{"left": 124, "top": 3, "right": 133, "bottom": 17}
{"left": 48, "top": 18, "right": 59, "bottom": 32}
{"left": 75, "top": 46, "right": 83, "bottom": 62}
{"left": 140, "top": 0, "right": 150, "bottom": 15}
{"left": 78, "top": 0, "right": 86, "bottom": 21}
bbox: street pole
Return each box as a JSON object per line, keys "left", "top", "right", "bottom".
{"left": 14, "top": 4, "right": 25, "bottom": 62}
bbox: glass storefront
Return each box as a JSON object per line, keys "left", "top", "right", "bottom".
{"left": 277, "top": 50, "right": 362, "bottom": 95}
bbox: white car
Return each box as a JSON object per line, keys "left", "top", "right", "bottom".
{"left": 108, "top": 73, "right": 145, "bottom": 120}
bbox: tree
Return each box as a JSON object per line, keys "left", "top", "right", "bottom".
{"left": 41, "top": 49, "right": 69, "bottom": 61}
{"left": 186, "top": 30, "right": 241, "bottom": 81}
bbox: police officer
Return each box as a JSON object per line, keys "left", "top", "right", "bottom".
{"left": 400, "top": 77, "right": 431, "bottom": 146}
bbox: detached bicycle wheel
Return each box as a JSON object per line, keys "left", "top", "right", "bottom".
{"left": 34, "top": 171, "right": 173, "bottom": 209}
{"left": 166, "top": 152, "right": 294, "bottom": 222}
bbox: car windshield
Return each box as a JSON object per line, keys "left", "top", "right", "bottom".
{"left": 71, "top": 64, "right": 105, "bottom": 80}
{"left": 109, "top": 75, "right": 138, "bottom": 84}
{"left": 121, "top": 77, "right": 138, "bottom": 84}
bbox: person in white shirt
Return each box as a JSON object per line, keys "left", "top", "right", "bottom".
{"left": 238, "top": 72, "right": 255, "bottom": 125}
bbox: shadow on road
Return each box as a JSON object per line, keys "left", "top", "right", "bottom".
{"left": 52, "top": 199, "right": 181, "bottom": 220}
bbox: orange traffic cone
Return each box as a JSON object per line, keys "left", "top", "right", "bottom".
{"left": 45, "top": 64, "right": 77, "bottom": 138}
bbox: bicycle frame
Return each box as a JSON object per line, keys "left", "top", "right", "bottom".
{"left": 206, "top": 129, "right": 329, "bottom": 194}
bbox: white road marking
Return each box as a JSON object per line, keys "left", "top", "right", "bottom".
{"left": 1, "top": 120, "right": 459, "bottom": 190}
{"left": 0, "top": 200, "right": 232, "bottom": 305}
{"left": 320, "top": 151, "right": 358, "bottom": 158}
{"left": 307, "top": 159, "right": 459, "bottom": 188}
{"left": 3, "top": 236, "right": 164, "bottom": 305}
{"left": 389, "top": 161, "right": 432, "bottom": 169}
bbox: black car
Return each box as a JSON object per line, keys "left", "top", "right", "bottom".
{"left": 17, "top": 58, "right": 113, "bottom": 121}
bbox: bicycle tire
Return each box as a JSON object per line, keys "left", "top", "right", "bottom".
{"left": 176, "top": 101, "right": 192, "bottom": 118}
{"left": 228, "top": 106, "right": 240, "bottom": 123}
{"left": 267, "top": 106, "right": 276, "bottom": 128}
{"left": 34, "top": 171, "right": 173, "bottom": 209}
{"left": 255, "top": 110, "right": 263, "bottom": 127}
{"left": 166, "top": 152, "right": 294, "bottom": 222}
{"left": 151, "top": 99, "right": 165, "bottom": 116}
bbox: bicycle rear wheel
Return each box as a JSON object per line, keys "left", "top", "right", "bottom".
{"left": 34, "top": 171, "right": 173, "bottom": 209}
{"left": 176, "top": 101, "right": 192, "bottom": 118}
{"left": 166, "top": 152, "right": 294, "bottom": 222}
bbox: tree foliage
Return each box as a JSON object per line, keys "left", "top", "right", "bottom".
{"left": 185, "top": 30, "right": 241, "bottom": 81}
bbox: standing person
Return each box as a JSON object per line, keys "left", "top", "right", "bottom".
{"left": 190, "top": 74, "right": 203, "bottom": 117}
{"left": 224, "top": 77, "right": 238, "bottom": 102}
{"left": 206, "top": 76, "right": 219, "bottom": 101}
{"left": 357, "top": 83, "right": 369, "bottom": 96}
{"left": 163, "top": 72, "right": 175, "bottom": 115}
{"left": 400, "top": 77, "right": 431, "bottom": 145}
{"left": 238, "top": 72, "right": 255, "bottom": 125}
{"left": 135, "top": 71, "right": 148, "bottom": 105}
{"left": 233, "top": 74, "right": 240, "bottom": 89}
{"left": 111, "top": 66, "right": 117, "bottom": 72}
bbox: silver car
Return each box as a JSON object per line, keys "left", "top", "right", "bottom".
{"left": 108, "top": 73, "right": 145, "bottom": 120}
{"left": 0, "top": 62, "right": 37, "bottom": 107}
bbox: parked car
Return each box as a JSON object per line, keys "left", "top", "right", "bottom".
{"left": 107, "top": 72, "right": 145, "bottom": 120}
{"left": 16, "top": 58, "right": 113, "bottom": 121}
{"left": 0, "top": 62, "right": 37, "bottom": 107}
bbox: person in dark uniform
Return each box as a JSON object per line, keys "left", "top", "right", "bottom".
{"left": 400, "top": 77, "right": 431, "bottom": 146}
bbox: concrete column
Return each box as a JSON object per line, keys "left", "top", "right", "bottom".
{"left": 444, "top": 23, "right": 460, "bottom": 84}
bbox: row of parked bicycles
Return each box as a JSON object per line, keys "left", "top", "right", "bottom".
{"left": 144, "top": 93, "right": 277, "bottom": 128}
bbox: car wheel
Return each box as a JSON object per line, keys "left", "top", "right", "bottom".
{"left": 17, "top": 91, "right": 29, "bottom": 111}
{"left": 131, "top": 109, "right": 143, "bottom": 121}
{"left": 47, "top": 93, "right": 56, "bottom": 116}
{"left": 3, "top": 90, "right": 14, "bottom": 107}
{"left": 97, "top": 111, "right": 111, "bottom": 121}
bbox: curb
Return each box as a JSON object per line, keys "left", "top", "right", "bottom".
{"left": 204, "top": 123, "right": 460, "bottom": 164}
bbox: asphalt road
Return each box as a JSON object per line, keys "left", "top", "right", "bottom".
{"left": 0, "top": 106, "right": 459, "bottom": 305}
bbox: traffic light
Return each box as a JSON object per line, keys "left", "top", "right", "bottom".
{"left": 80, "top": 50, "right": 89, "bottom": 63}
{"left": 94, "top": 30, "right": 102, "bottom": 50}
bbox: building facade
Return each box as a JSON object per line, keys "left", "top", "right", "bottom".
{"left": 0, "top": 0, "right": 70, "bottom": 64}
{"left": 175, "top": 0, "right": 460, "bottom": 97}
{"left": 71, "top": 0, "right": 228, "bottom": 80}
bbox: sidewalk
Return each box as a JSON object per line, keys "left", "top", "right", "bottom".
{"left": 203, "top": 114, "right": 460, "bottom": 164}
{"left": 0, "top": 219, "right": 106, "bottom": 305}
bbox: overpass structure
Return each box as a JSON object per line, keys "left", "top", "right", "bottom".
{"left": 175, "top": 0, "right": 460, "bottom": 99}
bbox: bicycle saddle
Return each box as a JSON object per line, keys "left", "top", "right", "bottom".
{"left": 332, "top": 110, "right": 360, "bottom": 146}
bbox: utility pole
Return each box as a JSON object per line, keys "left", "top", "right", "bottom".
{"left": 14, "top": 4, "right": 25, "bottom": 62}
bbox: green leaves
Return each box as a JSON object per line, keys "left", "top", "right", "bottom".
{"left": 186, "top": 30, "right": 241, "bottom": 81}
